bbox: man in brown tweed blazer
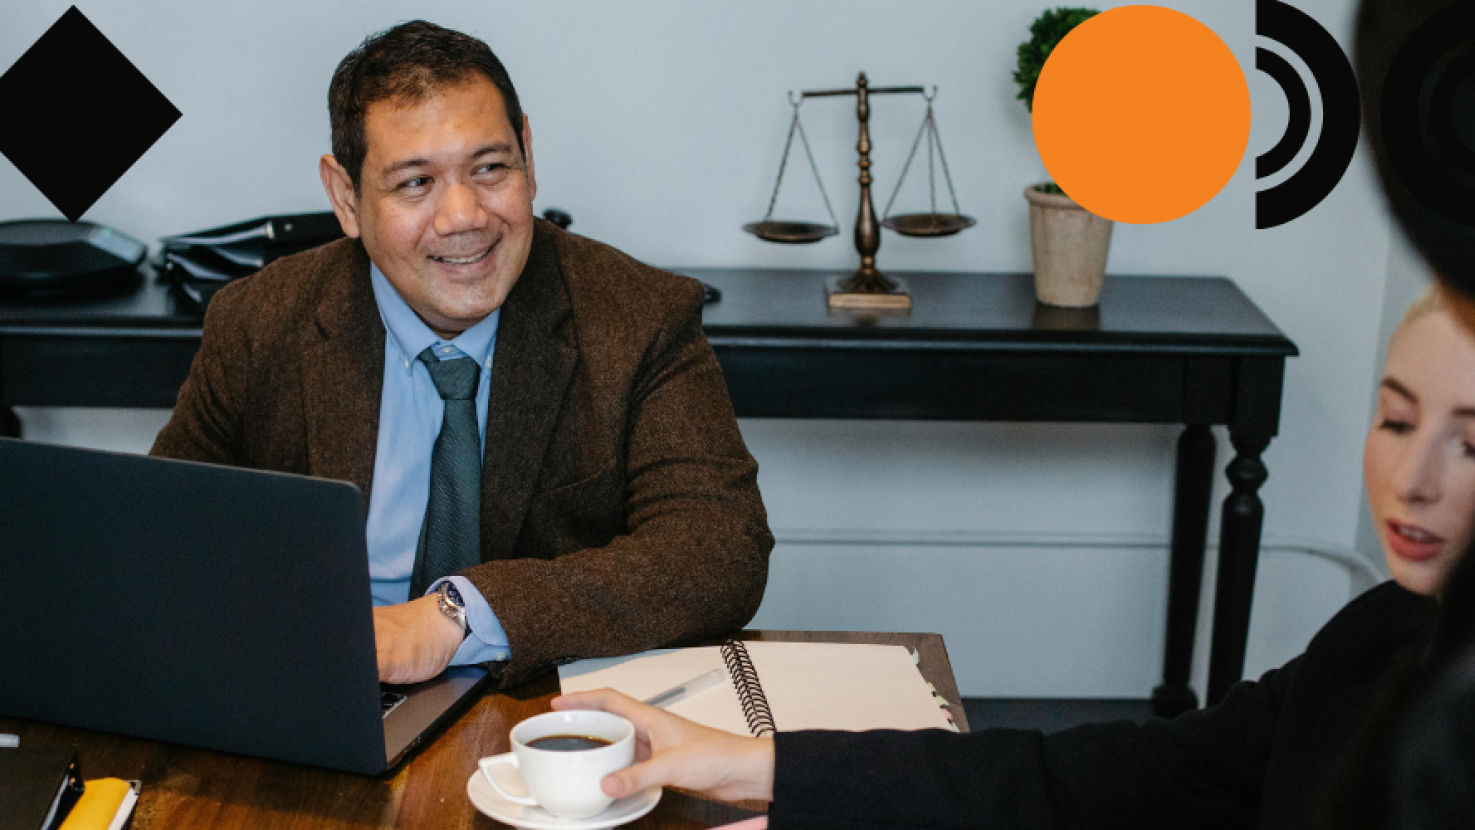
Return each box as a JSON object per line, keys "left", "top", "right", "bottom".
{"left": 151, "top": 22, "right": 771, "bottom": 690}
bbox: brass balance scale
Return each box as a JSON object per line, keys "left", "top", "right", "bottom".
{"left": 743, "top": 73, "right": 975, "bottom": 310}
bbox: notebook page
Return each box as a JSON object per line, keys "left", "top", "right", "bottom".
{"left": 558, "top": 643, "right": 951, "bottom": 735}
{"left": 743, "top": 643, "right": 952, "bottom": 732}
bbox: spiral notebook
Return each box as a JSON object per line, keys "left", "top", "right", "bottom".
{"left": 557, "top": 641, "right": 953, "bottom": 736}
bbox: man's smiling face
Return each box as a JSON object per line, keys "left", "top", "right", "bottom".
{"left": 328, "top": 74, "right": 535, "bottom": 338}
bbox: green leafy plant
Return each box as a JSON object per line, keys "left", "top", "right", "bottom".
{"left": 1014, "top": 7, "right": 1099, "bottom": 112}
{"left": 1014, "top": 7, "right": 1099, "bottom": 196}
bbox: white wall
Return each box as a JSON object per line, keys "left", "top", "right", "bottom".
{"left": 2, "top": 0, "right": 1396, "bottom": 698}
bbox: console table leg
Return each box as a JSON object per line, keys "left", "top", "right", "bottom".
{"left": 1153, "top": 424, "right": 1215, "bottom": 717}
{"left": 1207, "top": 429, "right": 1271, "bottom": 705}
{"left": 1, "top": 404, "right": 19, "bottom": 439}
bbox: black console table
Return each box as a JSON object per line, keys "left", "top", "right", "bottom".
{"left": 0, "top": 269, "right": 1297, "bottom": 713}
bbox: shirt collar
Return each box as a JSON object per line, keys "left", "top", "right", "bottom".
{"left": 369, "top": 262, "right": 500, "bottom": 372}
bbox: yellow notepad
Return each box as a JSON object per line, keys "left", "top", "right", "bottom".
{"left": 58, "top": 778, "right": 139, "bottom": 830}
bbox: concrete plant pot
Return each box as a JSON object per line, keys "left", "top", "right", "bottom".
{"left": 1024, "top": 183, "right": 1113, "bottom": 308}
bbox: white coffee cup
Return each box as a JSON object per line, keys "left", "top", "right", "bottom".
{"left": 479, "top": 710, "right": 636, "bottom": 819}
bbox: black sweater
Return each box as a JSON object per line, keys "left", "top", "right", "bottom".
{"left": 771, "top": 581, "right": 1436, "bottom": 830}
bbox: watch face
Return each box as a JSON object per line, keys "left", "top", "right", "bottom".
{"left": 439, "top": 583, "right": 469, "bottom": 635}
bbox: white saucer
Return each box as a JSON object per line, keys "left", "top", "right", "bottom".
{"left": 466, "top": 768, "right": 661, "bottom": 829}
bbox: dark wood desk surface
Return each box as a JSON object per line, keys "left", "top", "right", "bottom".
{"left": 0, "top": 269, "right": 1297, "bottom": 711}
{"left": 694, "top": 268, "right": 1288, "bottom": 345}
{"left": 0, "top": 267, "right": 1290, "bottom": 345}
{"left": 0, "top": 631, "right": 965, "bottom": 829}
{"left": 0, "top": 269, "right": 1294, "bottom": 414}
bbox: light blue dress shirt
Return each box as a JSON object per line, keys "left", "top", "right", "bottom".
{"left": 365, "top": 263, "right": 510, "bottom": 665}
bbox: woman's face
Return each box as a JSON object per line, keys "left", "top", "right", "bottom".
{"left": 1365, "top": 307, "right": 1475, "bottom": 596}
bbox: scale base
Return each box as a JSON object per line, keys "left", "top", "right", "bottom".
{"left": 826, "top": 274, "right": 911, "bottom": 310}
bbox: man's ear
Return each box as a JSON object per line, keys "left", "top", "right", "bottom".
{"left": 520, "top": 114, "right": 536, "bottom": 201}
{"left": 319, "top": 154, "right": 362, "bottom": 239}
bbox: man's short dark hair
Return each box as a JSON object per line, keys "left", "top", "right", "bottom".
{"left": 328, "top": 20, "right": 524, "bottom": 192}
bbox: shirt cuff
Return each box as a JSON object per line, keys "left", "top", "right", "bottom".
{"left": 427, "top": 576, "right": 511, "bottom": 665}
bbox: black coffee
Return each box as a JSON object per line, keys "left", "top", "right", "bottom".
{"left": 527, "top": 734, "right": 612, "bottom": 751}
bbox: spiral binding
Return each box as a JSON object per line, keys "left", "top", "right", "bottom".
{"left": 721, "top": 640, "right": 776, "bottom": 737}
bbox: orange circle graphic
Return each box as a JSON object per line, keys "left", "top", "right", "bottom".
{"left": 1033, "top": 5, "right": 1252, "bottom": 224}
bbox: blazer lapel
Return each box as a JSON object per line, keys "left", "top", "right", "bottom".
{"left": 480, "top": 227, "right": 577, "bottom": 561}
{"left": 301, "top": 241, "right": 385, "bottom": 507}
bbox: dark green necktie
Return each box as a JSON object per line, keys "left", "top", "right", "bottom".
{"left": 409, "top": 346, "right": 482, "bottom": 599}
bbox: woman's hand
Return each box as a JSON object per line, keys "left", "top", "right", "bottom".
{"left": 551, "top": 689, "right": 775, "bottom": 803}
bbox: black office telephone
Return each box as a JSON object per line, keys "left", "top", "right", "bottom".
{"left": 0, "top": 219, "right": 147, "bottom": 296}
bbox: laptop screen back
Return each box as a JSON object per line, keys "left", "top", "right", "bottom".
{"left": 0, "top": 439, "right": 387, "bottom": 774}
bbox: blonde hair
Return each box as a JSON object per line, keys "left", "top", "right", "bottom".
{"left": 1392, "top": 284, "right": 1449, "bottom": 343}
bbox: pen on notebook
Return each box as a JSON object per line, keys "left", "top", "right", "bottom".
{"left": 642, "top": 669, "right": 725, "bottom": 709}
{"left": 0, "top": 733, "right": 18, "bottom": 748}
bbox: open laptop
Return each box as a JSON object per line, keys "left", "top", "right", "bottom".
{"left": 0, "top": 437, "right": 491, "bottom": 775}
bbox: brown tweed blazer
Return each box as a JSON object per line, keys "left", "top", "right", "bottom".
{"left": 152, "top": 218, "right": 773, "bottom": 688}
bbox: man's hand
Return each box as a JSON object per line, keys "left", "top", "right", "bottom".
{"left": 551, "top": 689, "right": 775, "bottom": 803}
{"left": 373, "top": 593, "right": 463, "bottom": 684}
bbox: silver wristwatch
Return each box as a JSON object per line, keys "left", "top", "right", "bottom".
{"left": 436, "top": 581, "right": 470, "bottom": 640}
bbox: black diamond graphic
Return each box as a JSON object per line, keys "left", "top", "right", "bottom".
{"left": 0, "top": 6, "right": 180, "bottom": 222}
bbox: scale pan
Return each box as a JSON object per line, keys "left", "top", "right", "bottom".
{"left": 742, "top": 221, "right": 840, "bottom": 244}
{"left": 883, "top": 213, "right": 978, "bottom": 237}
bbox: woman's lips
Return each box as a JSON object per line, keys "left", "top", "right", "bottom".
{"left": 1386, "top": 520, "right": 1445, "bottom": 563}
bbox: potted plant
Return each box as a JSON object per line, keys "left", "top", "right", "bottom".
{"left": 1015, "top": 7, "right": 1111, "bottom": 308}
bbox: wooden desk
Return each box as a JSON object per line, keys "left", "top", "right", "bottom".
{"left": 0, "top": 269, "right": 1297, "bottom": 710}
{"left": 0, "top": 631, "right": 964, "bottom": 829}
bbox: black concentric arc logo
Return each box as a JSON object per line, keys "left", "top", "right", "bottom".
{"left": 1381, "top": 0, "right": 1475, "bottom": 230}
{"left": 1254, "top": 0, "right": 1361, "bottom": 230}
